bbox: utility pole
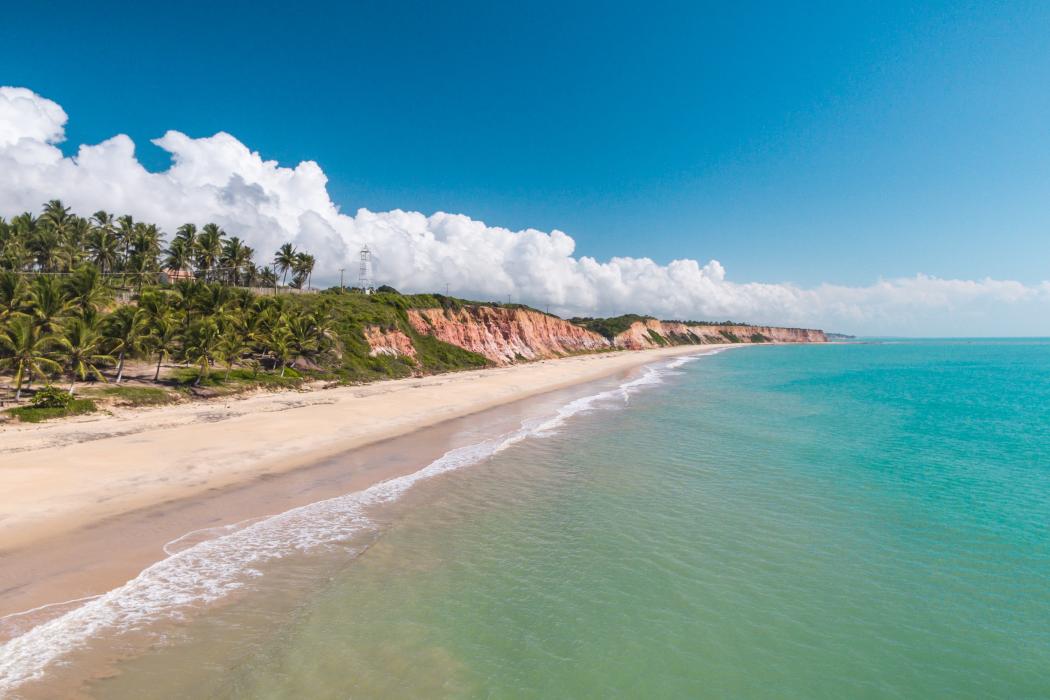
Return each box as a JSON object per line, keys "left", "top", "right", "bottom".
{"left": 445, "top": 283, "right": 449, "bottom": 295}
{"left": 339, "top": 268, "right": 345, "bottom": 290}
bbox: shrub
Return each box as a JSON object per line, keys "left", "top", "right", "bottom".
{"left": 31, "top": 386, "right": 75, "bottom": 409}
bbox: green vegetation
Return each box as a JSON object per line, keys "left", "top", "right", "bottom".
{"left": 389, "top": 291, "right": 551, "bottom": 317}
{"left": 5, "top": 386, "right": 97, "bottom": 422}
{"left": 749, "top": 333, "right": 769, "bottom": 343}
{"left": 666, "top": 319, "right": 751, "bottom": 327}
{"left": 90, "top": 386, "right": 178, "bottom": 407}
{"left": 318, "top": 289, "right": 490, "bottom": 378}
{"left": 569, "top": 314, "right": 654, "bottom": 340}
{"left": 665, "top": 331, "right": 702, "bottom": 345}
{"left": 646, "top": 329, "right": 668, "bottom": 346}
{"left": 720, "top": 330, "right": 742, "bottom": 343}
{"left": 0, "top": 201, "right": 492, "bottom": 415}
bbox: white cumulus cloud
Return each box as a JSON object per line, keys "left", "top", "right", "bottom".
{"left": 1, "top": 86, "right": 1048, "bottom": 336}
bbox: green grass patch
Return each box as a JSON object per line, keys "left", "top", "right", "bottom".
{"left": 171, "top": 366, "right": 310, "bottom": 390}
{"left": 720, "top": 330, "right": 742, "bottom": 343}
{"left": 749, "top": 333, "right": 770, "bottom": 343}
{"left": 94, "top": 386, "right": 178, "bottom": 406}
{"left": 666, "top": 332, "right": 701, "bottom": 345}
{"left": 7, "top": 398, "right": 97, "bottom": 423}
{"left": 646, "top": 328, "right": 669, "bottom": 346}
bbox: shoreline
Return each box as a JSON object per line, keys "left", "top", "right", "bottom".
{"left": 0, "top": 345, "right": 737, "bottom": 625}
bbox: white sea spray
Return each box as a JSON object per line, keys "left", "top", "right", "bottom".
{"left": 0, "top": 350, "right": 724, "bottom": 693}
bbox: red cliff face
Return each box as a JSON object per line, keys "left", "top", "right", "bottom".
{"left": 612, "top": 320, "right": 827, "bottom": 349}
{"left": 402, "top": 305, "right": 826, "bottom": 364}
{"left": 363, "top": 326, "right": 418, "bottom": 359}
{"left": 407, "top": 307, "right": 610, "bottom": 365}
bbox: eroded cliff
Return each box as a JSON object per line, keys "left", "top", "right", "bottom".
{"left": 406, "top": 306, "right": 610, "bottom": 365}
{"left": 611, "top": 319, "right": 827, "bottom": 350}
{"left": 391, "top": 304, "right": 825, "bottom": 365}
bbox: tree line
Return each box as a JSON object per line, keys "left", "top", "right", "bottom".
{"left": 0, "top": 202, "right": 333, "bottom": 400}
{"left": 0, "top": 200, "right": 317, "bottom": 289}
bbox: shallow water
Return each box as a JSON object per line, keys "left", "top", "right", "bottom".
{"left": 9, "top": 341, "right": 1050, "bottom": 698}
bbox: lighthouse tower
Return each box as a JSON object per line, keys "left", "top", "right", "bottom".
{"left": 358, "top": 245, "right": 374, "bottom": 294}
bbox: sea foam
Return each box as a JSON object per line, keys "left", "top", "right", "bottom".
{"left": 0, "top": 350, "right": 721, "bottom": 693}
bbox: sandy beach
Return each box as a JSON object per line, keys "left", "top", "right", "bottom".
{"left": 0, "top": 346, "right": 720, "bottom": 626}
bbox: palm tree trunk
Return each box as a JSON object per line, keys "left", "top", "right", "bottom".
{"left": 154, "top": 354, "right": 164, "bottom": 382}
{"left": 69, "top": 380, "right": 76, "bottom": 395}
{"left": 116, "top": 351, "right": 126, "bottom": 383}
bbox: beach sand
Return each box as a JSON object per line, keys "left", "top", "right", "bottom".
{"left": 0, "top": 346, "right": 717, "bottom": 626}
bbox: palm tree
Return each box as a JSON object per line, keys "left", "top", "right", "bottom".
{"left": 104, "top": 305, "right": 146, "bottom": 383}
{"left": 39, "top": 200, "right": 73, "bottom": 234}
{"left": 129, "top": 223, "right": 163, "bottom": 288}
{"left": 139, "top": 290, "right": 181, "bottom": 383}
{"left": 146, "top": 312, "right": 181, "bottom": 383}
{"left": 0, "top": 316, "right": 61, "bottom": 400}
{"left": 216, "top": 322, "right": 249, "bottom": 381}
{"left": 183, "top": 318, "right": 221, "bottom": 386}
{"left": 291, "top": 252, "right": 315, "bottom": 290}
{"left": 116, "top": 215, "right": 135, "bottom": 283}
{"left": 256, "top": 265, "right": 277, "bottom": 287}
{"left": 196, "top": 224, "right": 224, "bottom": 282}
{"left": 57, "top": 317, "right": 113, "bottom": 394}
{"left": 39, "top": 201, "right": 78, "bottom": 271}
{"left": 64, "top": 265, "right": 113, "bottom": 319}
{"left": 286, "top": 316, "right": 321, "bottom": 366}
{"left": 266, "top": 322, "right": 295, "bottom": 377}
{"left": 308, "top": 306, "right": 335, "bottom": 349}
{"left": 29, "top": 225, "right": 63, "bottom": 273}
{"left": 174, "top": 223, "right": 198, "bottom": 255}
{"left": 221, "top": 236, "right": 253, "bottom": 286}
{"left": 0, "top": 271, "right": 28, "bottom": 324}
{"left": 194, "top": 283, "right": 234, "bottom": 323}
{"left": 170, "top": 279, "right": 200, "bottom": 335}
{"left": 163, "top": 237, "right": 193, "bottom": 278}
{"left": 273, "top": 243, "right": 296, "bottom": 287}
{"left": 28, "top": 275, "right": 71, "bottom": 334}
{"left": 87, "top": 211, "right": 119, "bottom": 274}
{"left": 0, "top": 216, "right": 32, "bottom": 270}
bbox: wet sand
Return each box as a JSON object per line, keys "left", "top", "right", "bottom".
{"left": 0, "top": 347, "right": 712, "bottom": 625}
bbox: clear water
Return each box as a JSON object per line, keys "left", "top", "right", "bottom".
{"left": 49, "top": 342, "right": 1050, "bottom": 696}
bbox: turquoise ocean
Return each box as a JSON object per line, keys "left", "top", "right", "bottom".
{"left": 6, "top": 340, "right": 1050, "bottom": 698}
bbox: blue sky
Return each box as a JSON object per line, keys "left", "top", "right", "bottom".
{"left": 2, "top": 1, "right": 1049, "bottom": 333}
{"left": 4, "top": 1, "right": 1048, "bottom": 287}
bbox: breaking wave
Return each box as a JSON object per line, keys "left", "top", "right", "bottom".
{"left": 0, "top": 350, "right": 723, "bottom": 693}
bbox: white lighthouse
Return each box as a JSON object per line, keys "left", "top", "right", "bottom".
{"left": 358, "top": 245, "right": 374, "bottom": 294}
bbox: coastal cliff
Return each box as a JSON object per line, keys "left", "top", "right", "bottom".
{"left": 609, "top": 319, "right": 827, "bottom": 350}
{"left": 404, "top": 306, "right": 608, "bottom": 365}
{"left": 369, "top": 303, "right": 826, "bottom": 365}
